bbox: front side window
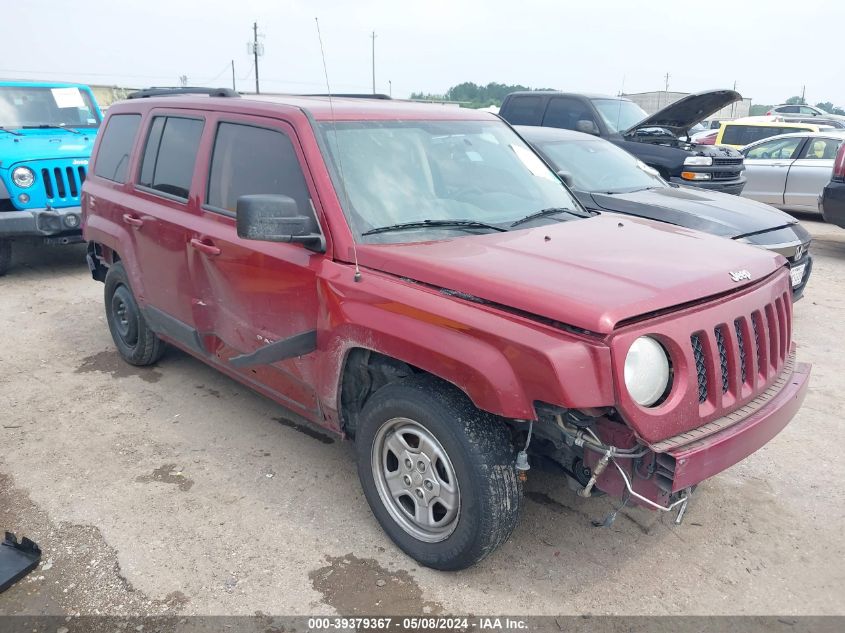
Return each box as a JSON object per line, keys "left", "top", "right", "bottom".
{"left": 138, "top": 116, "right": 204, "bottom": 199}
{"left": 318, "top": 119, "right": 583, "bottom": 243}
{"left": 543, "top": 98, "right": 599, "bottom": 134}
{"left": 591, "top": 98, "right": 648, "bottom": 134}
{"left": 744, "top": 137, "right": 803, "bottom": 160}
{"left": 536, "top": 138, "right": 663, "bottom": 193}
{"left": 207, "top": 122, "right": 310, "bottom": 213}
{"left": 93, "top": 114, "right": 141, "bottom": 183}
{"left": 800, "top": 137, "right": 842, "bottom": 160}
{"left": 778, "top": 105, "right": 799, "bottom": 114}
{"left": 0, "top": 85, "right": 100, "bottom": 129}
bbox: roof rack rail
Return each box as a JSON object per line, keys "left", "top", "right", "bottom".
{"left": 127, "top": 87, "right": 240, "bottom": 100}
{"left": 303, "top": 93, "right": 392, "bottom": 100}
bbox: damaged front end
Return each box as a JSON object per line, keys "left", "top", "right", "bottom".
{"left": 525, "top": 268, "right": 811, "bottom": 524}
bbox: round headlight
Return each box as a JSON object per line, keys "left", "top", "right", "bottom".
{"left": 624, "top": 336, "right": 671, "bottom": 407}
{"left": 12, "top": 166, "right": 35, "bottom": 189}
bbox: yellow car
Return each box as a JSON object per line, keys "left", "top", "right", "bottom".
{"left": 716, "top": 119, "right": 835, "bottom": 148}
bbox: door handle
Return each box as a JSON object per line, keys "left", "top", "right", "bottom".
{"left": 190, "top": 237, "right": 221, "bottom": 256}
{"left": 122, "top": 213, "right": 144, "bottom": 228}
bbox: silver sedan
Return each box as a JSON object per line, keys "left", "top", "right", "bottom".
{"left": 740, "top": 131, "right": 845, "bottom": 213}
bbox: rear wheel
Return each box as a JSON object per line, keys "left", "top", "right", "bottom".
{"left": 356, "top": 375, "right": 523, "bottom": 570}
{"left": 0, "top": 239, "right": 11, "bottom": 276}
{"left": 104, "top": 262, "right": 165, "bottom": 366}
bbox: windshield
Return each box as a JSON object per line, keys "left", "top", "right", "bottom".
{"left": 536, "top": 138, "right": 664, "bottom": 194}
{"left": 317, "top": 119, "right": 583, "bottom": 243}
{"left": 591, "top": 98, "right": 648, "bottom": 134}
{"left": 0, "top": 85, "right": 101, "bottom": 129}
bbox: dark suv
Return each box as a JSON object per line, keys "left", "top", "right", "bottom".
{"left": 82, "top": 87, "right": 809, "bottom": 570}
{"left": 500, "top": 90, "right": 747, "bottom": 194}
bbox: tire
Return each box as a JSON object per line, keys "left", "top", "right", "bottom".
{"left": 104, "top": 262, "right": 165, "bottom": 366}
{"left": 356, "top": 375, "right": 523, "bottom": 570}
{"left": 0, "top": 239, "right": 11, "bottom": 276}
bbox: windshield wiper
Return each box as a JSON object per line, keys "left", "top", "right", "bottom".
{"left": 510, "top": 207, "right": 591, "bottom": 227}
{"left": 0, "top": 126, "right": 22, "bottom": 136}
{"left": 23, "top": 124, "right": 81, "bottom": 135}
{"left": 362, "top": 219, "right": 508, "bottom": 236}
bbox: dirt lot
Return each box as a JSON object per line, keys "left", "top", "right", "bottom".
{"left": 1, "top": 216, "right": 844, "bottom": 617}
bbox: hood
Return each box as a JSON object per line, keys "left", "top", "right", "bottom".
{"left": 624, "top": 90, "right": 742, "bottom": 137}
{"left": 586, "top": 186, "right": 797, "bottom": 239}
{"left": 0, "top": 129, "right": 97, "bottom": 166}
{"left": 355, "top": 214, "right": 783, "bottom": 335}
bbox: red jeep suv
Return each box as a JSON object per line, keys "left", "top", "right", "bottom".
{"left": 82, "top": 88, "right": 811, "bottom": 570}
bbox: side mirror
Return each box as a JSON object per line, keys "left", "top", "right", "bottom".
{"left": 236, "top": 194, "right": 324, "bottom": 251}
{"left": 575, "top": 119, "right": 600, "bottom": 136}
{"left": 556, "top": 170, "right": 574, "bottom": 187}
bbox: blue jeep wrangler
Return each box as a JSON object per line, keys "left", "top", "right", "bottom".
{"left": 0, "top": 81, "right": 102, "bottom": 275}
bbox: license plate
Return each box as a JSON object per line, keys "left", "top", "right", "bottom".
{"left": 790, "top": 263, "right": 806, "bottom": 288}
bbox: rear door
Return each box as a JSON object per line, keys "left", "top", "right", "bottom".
{"left": 187, "top": 114, "right": 325, "bottom": 420}
{"left": 129, "top": 113, "right": 205, "bottom": 326}
{"left": 741, "top": 136, "right": 805, "bottom": 205}
{"left": 784, "top": 136, "right": 843, "bottom": 212}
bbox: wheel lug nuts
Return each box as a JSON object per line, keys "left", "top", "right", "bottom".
{"left": 424, "top": 480, "right": 433, "bottom": 490}
{"left": 405, "top": 459, "right": 413, "bottom": 469}
{"left": 415, "top": 489, "right": 424, "bottom": 499}
{"left": 417, "top": 461, "right": 426, "bottom": 472}
{"left": 403, "top": 475, "right": 412, "bottom": 486}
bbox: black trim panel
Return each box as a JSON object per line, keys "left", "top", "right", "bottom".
{"left": 229, "top": 330, "right": 317, "bottom": 367}
{"left": 141, "top": 306, "right": 206, "bottom": 355}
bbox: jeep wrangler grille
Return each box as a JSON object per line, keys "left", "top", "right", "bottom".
{"left": 41, "top": 166, "right": 87, "bottom": 201}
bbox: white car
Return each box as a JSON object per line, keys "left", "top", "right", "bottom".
{"left": 740, "top": 131, "right": 845, "bottom": 212}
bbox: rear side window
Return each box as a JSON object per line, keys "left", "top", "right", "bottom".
{"left": 503, "top": 96, "right": 544, "bottom": 125}
{"left": 93, "top": 114, "right": 141, "bottom": 183}
{"left": 206, "top": 122, "right": 310, "bottom": 213}
{"left": 722, "top": 125, "right": 810, "bottom": 146}
{"left": 139, "top": 116, "right": 204, "bottom": 199}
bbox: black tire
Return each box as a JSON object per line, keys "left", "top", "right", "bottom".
{"left": 356, "top": 375, "right": 523, "bottom": 570}
{"left": 104, "top": 262, "right": 165, "bottom": 366}
{"left": 0, "top": 239, "right": 11, "bottom": 277}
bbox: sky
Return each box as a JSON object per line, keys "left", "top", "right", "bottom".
{"left": 4, "top": 0, "right": 845, "bottom": 106}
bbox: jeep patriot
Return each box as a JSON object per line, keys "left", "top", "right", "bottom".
{"left": 82, "top": 88, "right": 811, "bottom": 570}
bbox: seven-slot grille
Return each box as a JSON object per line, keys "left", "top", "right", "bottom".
{"left": 39, "top": 165, "right": 87, "bottom": 202}
{"left": 690, "top": 291, "right": 791, "bottom": 405}
{"left": 712, "top": 157, "right": 743, "bottom": 166}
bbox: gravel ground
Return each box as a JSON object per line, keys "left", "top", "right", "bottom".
{"left": 1, "top": 216, "right": 843, "bottom": 616}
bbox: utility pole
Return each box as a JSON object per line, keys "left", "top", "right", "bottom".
{"left": 664, "top": 72, "right": 670, "bottom": 92}
{"left": 801, "top": 84, "right": 806, "bottom": 104}
{"left": 370, "top": 31, "right": 377, "bottom": 94}
{"left": 388, "top": 79, "right": 392, "bottom": 98}
{"left": 253, "top": 22, "right": 260, "bottom": 94}
{"left": 231, "top": 60, "right": 236, "bottom": 91}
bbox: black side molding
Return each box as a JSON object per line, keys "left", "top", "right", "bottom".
{"left": 141, "top": 306, "right": 206, "bottom": 356}
{"left": 229, "top": 331, "right": 317, "bottom": 368}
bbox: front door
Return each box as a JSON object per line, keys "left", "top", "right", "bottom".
{"left": 187, "top": 116, "right": 324, "bottom": 421}
{"left": 741, "top": 136, "right": 805, "bottom": 206}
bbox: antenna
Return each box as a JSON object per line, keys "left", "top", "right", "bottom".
{"left": 315, "top": 17, "right": 362, "bottom": 283}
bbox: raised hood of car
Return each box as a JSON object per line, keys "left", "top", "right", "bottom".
{"left": 0, "top": 130, "right": 96, "bottom": 165}
{"left": 355, "top": 215, "right": 783, "bottom": 335}
{"left": 624, "top": 89, "right": 742, "bottom": 137}
{"left": 587, "top": 186, "right": 797, "bottom": 239}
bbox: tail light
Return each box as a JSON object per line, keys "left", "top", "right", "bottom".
{"left": 833, "top": 142, "right": 845, "bottom": 182}
{"left": 766, "top": 110, "right": 773, "bottom": 116}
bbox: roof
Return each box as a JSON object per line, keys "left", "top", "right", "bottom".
{"left": 0, "top": 79, "right": 93, "bottom": 90}
{"left": 110, "top": 93, "right": 499, "bottom": 122}
{"left": 724, "top": 119, "right": 828, "bottom": 129}
{"left": 506, "top": 91, "right": 623, "bottom": 100}
{"left": 745, "top": 130, "right": 845, "bottom": 144}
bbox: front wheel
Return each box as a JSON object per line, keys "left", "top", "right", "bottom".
{"left": 356, "top": 375, "right": 523, "bottom": 570}
{"left": 0, "top": 239, "right": 11, "bottom": 276}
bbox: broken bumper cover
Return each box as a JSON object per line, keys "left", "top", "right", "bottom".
{"left": 0, "top": 206, "right": 83, "bottom": 239}
{"left": 666, "top": 359, "right": 811, "bottom": 491}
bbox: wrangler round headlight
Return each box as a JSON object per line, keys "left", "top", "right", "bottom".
{"left": 624, "top": 336, "right": 671, "bottom": 407}
{"left": 12, "top": 166, "right": 35, "bottom": 188}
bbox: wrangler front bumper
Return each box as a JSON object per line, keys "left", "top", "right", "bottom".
{"left": 0, "top": 206, "right": 83, "bottom": 239}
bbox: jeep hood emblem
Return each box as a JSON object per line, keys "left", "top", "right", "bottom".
{"left": 729, "top": 269, "right": 752, "bottom": 282}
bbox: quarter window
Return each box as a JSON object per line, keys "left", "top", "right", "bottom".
{"left": 206, "top": 122, "right": 310, "bottom": 213}
{"left": 138, "top": 116, "right": 204, "bottom": 199}
{"left": 93, "top": 114, "right": 141, "bottom": 183}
